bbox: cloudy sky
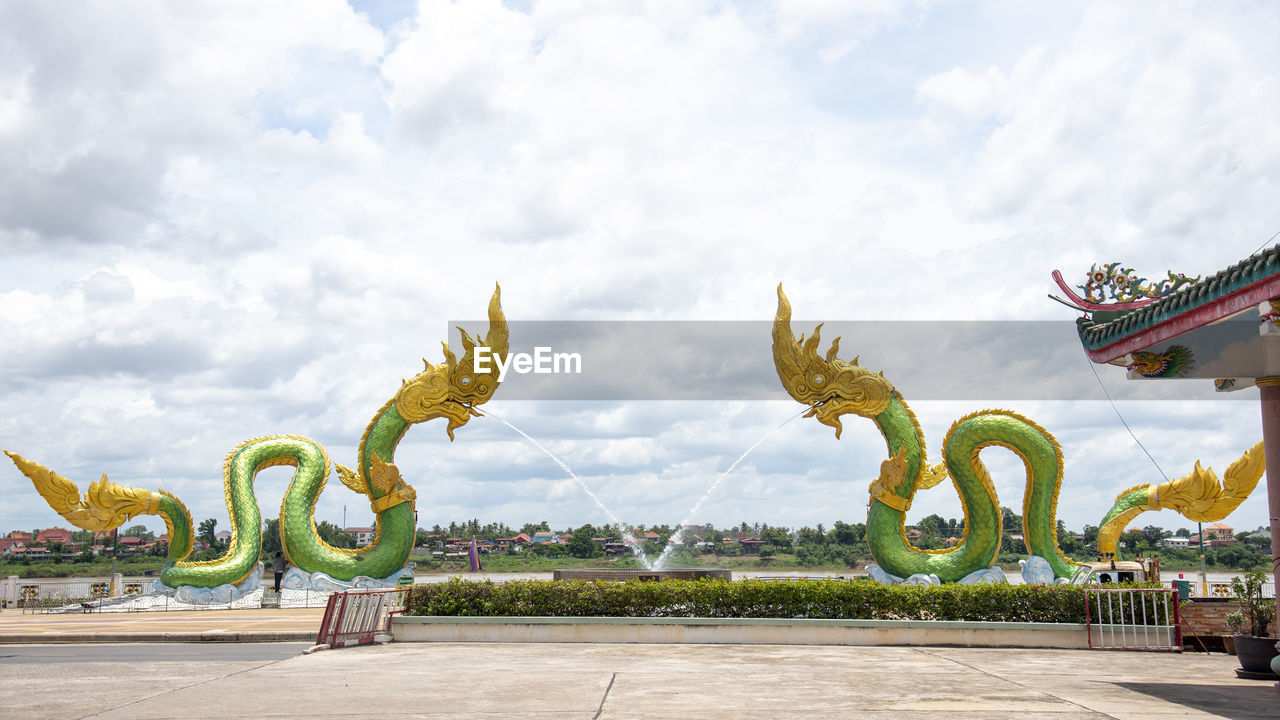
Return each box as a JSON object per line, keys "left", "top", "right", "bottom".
{"left": 2, "top": 1, "right": 1277, "bottom": 545}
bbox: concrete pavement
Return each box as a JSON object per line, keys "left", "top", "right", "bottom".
{"left": 1, "top": 608, "right": 1277, "bottom": 718}
{"left": 0, "top": 607, "right": 323, "bottom": 643}
{"left": 2, "top": 640, "right": 1278, "bottom": 719}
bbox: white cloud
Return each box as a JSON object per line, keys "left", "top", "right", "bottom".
{"left": 1, "top": 1, "right": 1277, "bottom": 547}
{"left": 772, "top": 0, "right": 935, "bottom": 64}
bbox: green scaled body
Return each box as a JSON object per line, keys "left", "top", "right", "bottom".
{"left": 159, "top": 403, "right": 416, "bottom": 588}
{"left": 770, "top": 284, "right": 1233, "bottom": 584}
{"left": 9, "top": 284, "right": 508, "bottom": 593}
{"left": 867, "top": 395, "right": 1076, "bottom": 582}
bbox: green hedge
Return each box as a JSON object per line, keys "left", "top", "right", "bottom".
{"left": 404, "top": 579, "right": 1102, "bottom": 623}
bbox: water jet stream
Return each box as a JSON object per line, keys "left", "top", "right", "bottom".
{"left": 652, "top": 407, "right": 810, "bottom": 570}
{"left": 483, "top": 409, "right": 655, "bottom": 569}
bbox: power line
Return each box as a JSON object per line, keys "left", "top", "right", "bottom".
{"left": 1082, "top": 347, "right": 1169, "bottom": 483}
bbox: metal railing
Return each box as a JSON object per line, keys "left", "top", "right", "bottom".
{"left": 17, "top": 580, "right": 117, "bottom": 614}
{"left": 1196, "top": 581, "right": 1275, "bottom": 599}
{"left": 315, "top": 588, "right": 409, "bottom": 649}
{"left": 1085, "top": 587, "right": 1181, "bottom": 651}
{"left": 1173, "top": 577, "right": 1276, "bottom": 600}
{"left": 5, "top": 576, "right": 340, "bottom": 613}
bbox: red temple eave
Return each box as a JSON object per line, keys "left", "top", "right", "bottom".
{"left": 1083, "top": 273, "right": 1280, "bottom": 364}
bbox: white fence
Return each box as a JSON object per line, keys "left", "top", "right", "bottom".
{"left": 2, "top": 574, "right": 335, "bottom": 613}
{"left": 1085, "top": 587, "right": 1182, "bottom": 651}
{"left": 1185, "top": 580, "right": 1275, "bottom": 600}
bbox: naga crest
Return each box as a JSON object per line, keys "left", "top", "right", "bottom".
{"left": 773, "top": 284, "right": 893, "bottom": 438}
{"left": 394, "top": 284, "right": 509, "bottom": 440}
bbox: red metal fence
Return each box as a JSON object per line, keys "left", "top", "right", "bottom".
{"left": 315, "top": 588, "right": 409, "bottom": 648}
{"left": 1085, "top": 587, "right": 1182, "bottom": 651}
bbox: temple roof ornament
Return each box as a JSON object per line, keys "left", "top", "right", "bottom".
{"left": 1051, "top": 262, "right": 1198, "bottom": 312}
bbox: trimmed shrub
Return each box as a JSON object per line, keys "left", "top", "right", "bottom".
{"left": 405, "top": 578, "right": 1106, "bottom": 623}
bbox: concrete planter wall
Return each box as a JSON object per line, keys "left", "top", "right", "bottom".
{"left": 392, "top": 616, "right": 1090, "bottom": 649}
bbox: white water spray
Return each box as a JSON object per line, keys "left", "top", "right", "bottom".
{"left": 651, "top": 407, "right": 809, "bottom": 570}
{"left": 483, "top": 409, "right": 655, "bottom": 569}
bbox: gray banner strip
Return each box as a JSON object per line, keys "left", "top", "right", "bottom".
{"left": 447, "top": 320, "right": 1245, "bottom": 401}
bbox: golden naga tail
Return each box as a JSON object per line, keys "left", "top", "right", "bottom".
{"left": 4, "top": 450, "right": 161, "bottom": 532}
{"left": 1156, "top": 441, "right": 1265, "bottom": 521}
{"left": 1096, "top": 441, "right": 1264, "bottom": 556}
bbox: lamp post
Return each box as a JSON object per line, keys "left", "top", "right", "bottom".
{"left": 1197, "top": 521, "right": 1207, "bottom": 596}
{"left": 110, "top": 527, "right": 118, "bottom": 595}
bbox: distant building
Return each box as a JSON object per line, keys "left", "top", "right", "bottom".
{"left": 680, "top": 523, "right": 714, "bottom": 535}
{"left": 35, "top": 527, "right": 72, "bottom": 545}
{"left": 1204, "top": 523, "right": 1234, "bottom": 540}
{"left": 345, "top": 527, "right": 376, "bottom": 547}
{"left": 495, "top": 534, "right": 531, "bottom": 550}
{"left": 1243, "top": 529, "right": 1271, "bottom": 547}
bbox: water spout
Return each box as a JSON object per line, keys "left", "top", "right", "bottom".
{"left": 652, "top": 407, "right": 808, "bottom": 570}
{"left": 483, "top": 409, "right": 655, "bottom": 570}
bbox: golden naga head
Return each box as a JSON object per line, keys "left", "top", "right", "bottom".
{"left": 394, "top": 284, "right": 510, "bottom": 440}
{"left": 773, "top": 284, "right": 893, "bottom": 438}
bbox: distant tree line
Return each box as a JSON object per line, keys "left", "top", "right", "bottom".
{"left": 7, "top": 510, "right": 1270, "bottom": 572}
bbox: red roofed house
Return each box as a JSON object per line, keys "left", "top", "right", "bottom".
{"left": 1204, "top": 522, "right": 1234, "bottom": 540}
{"left": 495, "top": 533, "right": 531, "bottom": 551}
{"left": 35, "top": 527, "right": 72, "bottom": 545}
{"left": 345, "top": 527, "right": 376, "bottom": 547}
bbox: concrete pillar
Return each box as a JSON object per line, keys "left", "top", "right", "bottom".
{"left": 111, "top": 573, "right": 123, "bottom": 598}
{"left": 1256, "top": 380, "right": 1280, "bottom": 626}
{"left": 4, "top": 575, "right": 16, "bottom": 608}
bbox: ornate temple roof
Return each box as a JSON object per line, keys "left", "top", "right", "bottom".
{"left": 1075, "top": 243, "right": 1280, "bottom": 362}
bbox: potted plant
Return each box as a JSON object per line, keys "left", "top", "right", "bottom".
{"left": 1228, "top": 570, "right": 1278, "bottom": 678}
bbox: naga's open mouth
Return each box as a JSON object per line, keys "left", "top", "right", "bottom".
{"left": 804, "top": 397, "right": 850, "bottom": 438}
{"left": 441, "top": 400, "right": 482, "bottom": 440}
{"left": 802, "top": 397, "right": 830, "bottom": 418}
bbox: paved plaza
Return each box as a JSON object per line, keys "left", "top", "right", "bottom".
{"left": 0, "top": 607, "right": 322, "bottom": 643}
{"left": 0, "top": 607, "right": 1276, "bottom": 719}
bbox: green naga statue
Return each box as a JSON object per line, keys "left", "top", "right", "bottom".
{"left": 6, "top": 286, "right": 508, "bottom": 592}
{"left": 772, "top": 285, "right": 1262, "bottom": 583}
